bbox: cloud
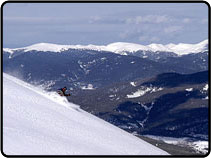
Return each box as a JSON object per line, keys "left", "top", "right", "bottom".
{"left": 183, "top": 18, "right": 191, "bottom": 23}
{"left": 150, "top": 36, "right": 160, "bottom": 42}
{"left": 138, "top": 36, "right": 160, "bottom": 43}
{"left": 4, "top": 16, "right": 77, "bottom": 25}
{"left": 164, "top": 26, "right": 183, "bottom": 33}
{"left": 201, "top": 18, "right": 208, "bottom": 24}
{"left": 4, "top": 16, "right": 52, "bottom": 22}
{"left": 125, "top": 15, "right": 169, "bottom": 24}
{"left": 88, "top": 15, "right": 126, "bottom": 25}
{"left": 119, "top": 29, "right": 140, "bottom": 39}
{"left": 89, "top": 16, "right": 102, "bottom": 23}
{"left": 119, "top": 31, "right": 130, "bottom": 39}
{"left": 138, "top": 36, "right": 148, "bottom": 42}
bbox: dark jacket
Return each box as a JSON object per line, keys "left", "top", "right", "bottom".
{"left": 57, "top": 88, "right": 70, "bottom": 96}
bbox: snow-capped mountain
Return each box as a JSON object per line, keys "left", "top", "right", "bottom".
{"left": 3, "top": 73, "right": 169, "bottom": 155}
{"left": 106, "top": 39, "right": 208, "bottom": 56}
{"left": 2, "top": 39, "right": 208, "bottom": 155}
{"left": 3, "top": 39, "right": 208, "bottom": 91}
{"left": 3, "top": 39, "right": 208, "bottom": 56}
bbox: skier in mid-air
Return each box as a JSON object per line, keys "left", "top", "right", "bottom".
{"left": 57, "top": 87, "right": 70, "bottom": 96}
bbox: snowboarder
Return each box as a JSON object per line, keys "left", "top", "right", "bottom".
{"left": 57, "top": 87, "right": 70, "bottom": 96}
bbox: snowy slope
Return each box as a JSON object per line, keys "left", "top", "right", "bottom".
{"left": 3, "top": 39, "right": 208, "bottom": 56}
{"left": 3, "top": 73, "right": 169, "bottom": 155}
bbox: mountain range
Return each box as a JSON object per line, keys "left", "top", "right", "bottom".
{"left": 3, "top": 39, "right": 208, "bottom": 56}
{"left": 3, "top": 40, "right": 208, "bottom": 90}
{"left": 3, "top": 40, "right": 209, "bottom": 154}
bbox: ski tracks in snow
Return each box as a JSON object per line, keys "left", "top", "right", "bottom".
{"left": 3, "top": 73, "right": 80, "bottom": 112}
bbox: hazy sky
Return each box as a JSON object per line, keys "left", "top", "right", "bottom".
{"left": 3, "top": 2, "right": 209, "bottom": 48}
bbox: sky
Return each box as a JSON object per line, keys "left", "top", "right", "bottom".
{"left": 3, "top": 2, "right": 209, "bottom": 48}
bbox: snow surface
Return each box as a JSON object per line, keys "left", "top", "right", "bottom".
{"left": 203, "top": 84, "right": 208, "bottom": 91}
{"left": 3, "top": 39, "right": 208, "bottom": 56}
{"left": 81, "top": 84, "right": 95, "bottom": 90}
{"left": 127, "top": 86, "right": 163, "bottom": 98}
{"left": 144, "top": 135, "right": 208, "bottom": 155}
{"left": 130, "top": 82, "right": 136, "bottom": 87}
{"left": 3, "top": 73, "right": 169, "bottom": 155}
{"left": 127, "top": 88, "right": 152, "bottom": 98}
{"left": 185, "top": 88, "right": 193, "bottom": 92}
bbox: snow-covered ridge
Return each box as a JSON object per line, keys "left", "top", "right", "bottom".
{"left": 3, "top": 39, "right": 208, "bottom": 56}
{"left": 3, "top": 43, "right": 107, "bottom": 54}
